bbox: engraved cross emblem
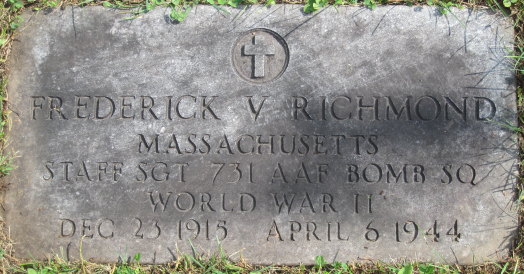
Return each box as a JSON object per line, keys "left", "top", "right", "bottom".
{"left": 243, "top": 35, "right": 276, "bottom": 78}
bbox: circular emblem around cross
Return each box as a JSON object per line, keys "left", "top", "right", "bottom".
{"left": 231, "top": 28, "right": 289, "bottom": 83}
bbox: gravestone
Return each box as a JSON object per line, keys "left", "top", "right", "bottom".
{"left": 4, "top": 5, "right": 518, "bottom": 264}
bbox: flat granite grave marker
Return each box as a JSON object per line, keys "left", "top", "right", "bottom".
{"left": 4, "top": 5, "right": 518, "bottom": 264}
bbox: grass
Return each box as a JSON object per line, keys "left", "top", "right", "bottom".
{"left": 7, "top": 255, "right": 513, "bottom": 274}
{"left": 0, "top": 0, "right": 523, "bottom": 272}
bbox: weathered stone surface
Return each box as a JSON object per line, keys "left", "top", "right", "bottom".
{"left": 4, "top": 5, "right": 517, "bottom": 265}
